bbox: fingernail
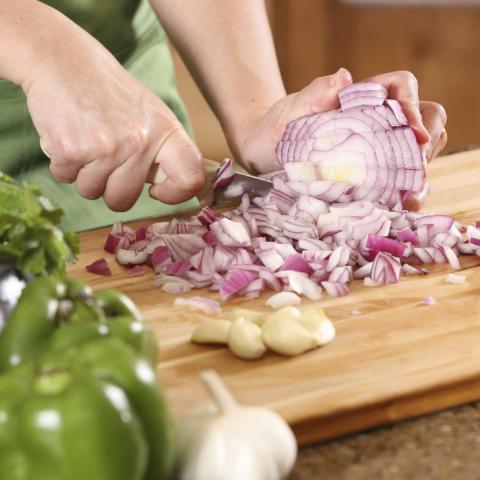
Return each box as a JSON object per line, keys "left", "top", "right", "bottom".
{"left": 440, "top": 128, "right": 448, "bottom": 147}
{"left": 330, "top": 67, "right": 352, "bottom": 88}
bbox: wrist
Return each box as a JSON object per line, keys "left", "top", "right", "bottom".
{"left": 0, "top": 1, "right": 98, "bottom": 92}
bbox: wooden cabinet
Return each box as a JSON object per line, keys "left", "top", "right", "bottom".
{"left": 272, "top": 0, "right": 480, "bottom": 150}
{"left": 174, "top": 1, "right": 479, "bottom": 158}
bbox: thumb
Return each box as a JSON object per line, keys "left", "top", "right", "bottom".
{"left": 286, "top": 68, "right": 353, "bottom": 121}
{"left": 149, "top": 127, "right": 205, "bottom": 205}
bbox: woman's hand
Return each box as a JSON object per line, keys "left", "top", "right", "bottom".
{"left": 16, "top": 3, "right": 203, "bottom": 211}
{"left": 232, "top": 68, "right": 447, "bottom": 209}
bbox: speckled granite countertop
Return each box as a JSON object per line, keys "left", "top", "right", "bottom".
{"left": 290, "top": 403, "right": 480, "bottom": 480}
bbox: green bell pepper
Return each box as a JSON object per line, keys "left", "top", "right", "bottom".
{"left": 0, "top": 277, "right": 157, "bottom": 370}
{"left": 0, "top": 277, "right": 173, "bottom": 480}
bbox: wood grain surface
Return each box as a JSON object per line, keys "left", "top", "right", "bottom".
{"left": 68, "top": 149, "right": 480, "bottom": 446}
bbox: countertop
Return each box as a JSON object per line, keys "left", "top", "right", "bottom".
{"left": 292, "top": 402, "right": 480, "bottom": 479}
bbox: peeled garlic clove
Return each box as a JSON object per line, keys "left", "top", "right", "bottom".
{"left": 228, "top": 318, "right": 267, "bottom": 360}
{"left": 265, "top": 291, "right": 302, "bottom": 309}
{"left": 262, "top": 316, "right": 317, "bottom": 356}
{"left": 191, "top": 320, "right": 231, "bottom": 345}
{"left": 222, "top": 308, "right": 265, "bottom": 325}
{"left": 263, "top": 306, "right": 301, "bottom": 323}
{"left": 297, "top": 309, "right": 336, "bottom": 346}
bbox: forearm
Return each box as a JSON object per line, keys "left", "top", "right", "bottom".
{"left": 149, "top": 0, "right": 285, "bottom": 156}
{"left": 0, "top": 0, "right": 110, "bottom": 91}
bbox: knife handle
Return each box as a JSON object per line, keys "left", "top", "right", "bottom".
{"left": 147, "top": 158, "right": 220, "bottom": 206}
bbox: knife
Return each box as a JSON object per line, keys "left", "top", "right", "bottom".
{"left": 147, "top": 158, "right": 273, "bottom": 207}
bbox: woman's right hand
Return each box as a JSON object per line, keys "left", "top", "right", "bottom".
{"left": 17, "top": 3, "right": 204, "bottom": 211}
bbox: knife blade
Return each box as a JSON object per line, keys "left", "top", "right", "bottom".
{"left": 147, "top": 159, "right": 273, "bottom": 207}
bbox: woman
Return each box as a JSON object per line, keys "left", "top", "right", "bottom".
{"left": 0, "top": 0, "right": 447, "bottom": 231}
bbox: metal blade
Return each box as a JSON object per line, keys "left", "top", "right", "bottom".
{"left": 212, "top": 172, "right": 274, "bottom": 205}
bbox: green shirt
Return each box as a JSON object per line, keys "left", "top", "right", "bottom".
{"left": 0, "top": 0, "right": 198, "bottom": 231}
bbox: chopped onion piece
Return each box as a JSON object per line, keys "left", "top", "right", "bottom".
{"left": 422, "top": 295, "right": 437, "bottom": 305}
{"left": 446, "top": 274, "right": 466, "bottom": 284}
{"left": 174, "top": 297, "right": 221, "bottom": 315}
{"left": 288, "top": 271, "right": 322, "bottom": 300}
{"left": 128, "top": 265, "right": 146, "bottom": 277}
{"left": 86, "top": 258, "right": 112, "bottom": 276}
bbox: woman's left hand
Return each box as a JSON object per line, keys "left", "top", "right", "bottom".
{"left": 233, "top": 68, "right": 447, "bottom": 210}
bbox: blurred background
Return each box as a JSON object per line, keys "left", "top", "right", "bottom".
{"left": 172, "top": 0, "right": 480, "bottom": 161}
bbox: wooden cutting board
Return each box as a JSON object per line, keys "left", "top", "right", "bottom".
{"left": 68, "top": 149, "right": 480, "bottom": 446}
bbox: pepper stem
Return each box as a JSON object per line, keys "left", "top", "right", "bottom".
{"left": 200, "top": 370, "right": 238, "bottom": 413}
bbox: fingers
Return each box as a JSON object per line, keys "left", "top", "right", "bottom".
{"left": 75, "top": 130, "right": 149, "bottom": 205}
{"left": 287, "top": 68, "right": 353, "bottom": 121}
{"left": 419, "top": 101, "right": 448, "bottom": 163}
{"left": 403, "top": 182, "right": 430, "bottom": 211}
{"left": 368, "top": 70, "right": 429, "bottom": 144}
{"left": 148, "top": 128, "right": 205, "bottom": 205}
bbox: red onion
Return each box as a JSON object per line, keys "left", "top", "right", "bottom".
{"left": 86, "top": 258, "right": 112, "bottom": 276}
{"left": 213, "top": 158, "right": 234, "bottom": 189}
{"left": 128, "top": 265, "right": 146, "bottom": 277}
{"left": 103, "top": 82, "right": 480, "bottom": 303}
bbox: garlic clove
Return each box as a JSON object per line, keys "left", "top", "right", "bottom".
{"left": 296, "top": 309, "right": 336, "bottom": 346}
{"left": 191, "top": 320, "right": 231, "bottom": 345}
{"left": 265, "top": 291, "right": 302, "bottom": 309}
{"left": 222, "top": 308, "right": 265, "bottom": 325}
{"left": 262, "top": 316, "right": 317, "bottom": 356}
{"left": 263, "top": 306, "right": 301, "bottom": 323}
{"left": 228, "top": 318, "right": 267, "bottom": 360}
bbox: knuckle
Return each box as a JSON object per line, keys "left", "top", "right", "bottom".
{"left": 179, "top": 168, "right": 205, "bottom": 192}
{"left": 123, "top": 129, "right": 149, "bottom": 158}
{"left": 399, "top": 70, "right": 418, "bottom": 87}
{"left": 433, "top": 102, "right": 447, "bottom": 125}
{"left": 92, "top": 132, "right": 116, "bottom": 159}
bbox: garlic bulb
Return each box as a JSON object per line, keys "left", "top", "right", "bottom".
{"left": 227, "top": 318, "right": 266, "bottom": 359}
{"left": 191, "top": 320, "right": 231, "bottom": 344}
{"left": 175, "top": 370, "right": 297, "bottom": 480}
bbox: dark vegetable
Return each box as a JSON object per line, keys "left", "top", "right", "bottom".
{"left": 0, "top": 172, "right": 78, "bottom": 276}
{"left": 0, "top": 264, "right": 30, "bottom": 331}
{"left": 0, "top": 277, "right": 173, "bottom": 480}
